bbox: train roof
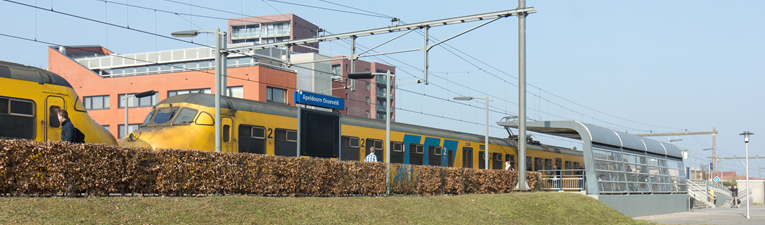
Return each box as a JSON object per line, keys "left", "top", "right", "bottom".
{"left": 159, "top": 93, "right": 582, "bottom": 157}
{"left": 0, "top": 60, "right": 72, "bottom": 88}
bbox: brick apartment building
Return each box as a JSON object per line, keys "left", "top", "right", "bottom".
{"left": 331, "top": 58, "right": 396, "bottom": 121}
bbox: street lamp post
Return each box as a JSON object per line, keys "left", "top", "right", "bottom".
{"left": 453, "top": 96, "right": 491, "bottom": 170}
{"left": 348, "top": 71, "right": 395, "bottom": 195}
{"left": 740, "top": 131, "right": 753, "bottom": 219}
{"left": 122, "top": 90, "right": 156, "bottom": 139}
{"left": 172, "top": 28, "right": 227, "bottom": 152}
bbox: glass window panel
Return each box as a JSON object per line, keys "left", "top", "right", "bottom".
{"left": 153, "top": 107, "right": 178, "bottom": 124}
{"left": 597, "top": 171, "right": 610, "bottom": 181}
{"left": 172, "top": 108, "right": 198, "bottom": 125}
{"left": 628, "top": 183, "right": 641, "bottom": 192}
{"left": 638, "top": 174, "right": 649, "bottom": 182}
{"left": 614, "top": 183, "right": 627, "bottom": 192}
{"left": 84, "top": 97, "right": 92, "bottom": 109}
{"left": 136, "top": 66, "right": 147, "bottom": 73}
{"left": 92, "top": 96, "right": 103, "bottom": 109}
{"left": 199, "top": 61, "right": 210, "bottom": 68}
{"left": 600, "top": 182, "right": 613, "bottom": 192}
{"left": 148, "top": 65, "right": 159, "bottom": 72}
{"left": 627, "top": 173, "right": 638, "bottom": 182}
{"left": 186, "top": 62, "right": 197, "bottom": 69}
{"left": 239, "top": 57, "right": 251, "bottom": 64}
{"left": 227, "top": 58, "right": 237, "bottom": 65}
{"left": 161, "top": 65, "right": 171, "bottom": 71}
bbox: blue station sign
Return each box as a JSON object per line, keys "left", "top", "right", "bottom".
{"left": 294, "top": 90, "right": 344, "bottom": 110}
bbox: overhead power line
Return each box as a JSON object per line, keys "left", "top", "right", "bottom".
{"left": 2, "top": 0, "right": 209, "bottom": 47}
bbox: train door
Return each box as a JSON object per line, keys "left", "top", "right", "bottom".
{"left": 461, "top": 147, "right": 473, "bottom": 168}
{"left": 45, "top": 96, "right": 65, "bottom": 141}
{"left": 221, "top": 118, "right": 234, "bottom": 152}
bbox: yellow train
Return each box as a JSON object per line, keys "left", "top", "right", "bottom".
{"left": 120, "top": 93, "right": 582, "bottom": 170}
{"left": 0, "top": 60, "right": 117, "bottom": 145}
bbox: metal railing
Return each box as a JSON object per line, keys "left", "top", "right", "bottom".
{"left": 538, "top": 169, "right": 585, "bottom": 191}
{"left": 687, "top": 181, "right": 715, "bottom": 208}
{"left": 690, "top": 180, "right": 732, "bottom": 197}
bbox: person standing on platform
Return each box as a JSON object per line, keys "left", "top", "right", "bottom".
{"left": 731, "top": 185, "right": 739, "bottom": 208}
{"left": 364, "top": 146, "right": 377, "bottom": 162}
{"left": 58, "top": 109, "right": 76, "bottom": 143}
{"left": 505, "top": 161, "right": 514, "bottom": 171}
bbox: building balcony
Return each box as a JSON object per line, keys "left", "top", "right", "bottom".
{"left": 376, "top": 91, "right": 393, "bottom": 99}
{"left": 376, "top": 105, "right": 387, "bottom": 112}
{"left": 231, "top": 30, "right": 290, "bottom": 39}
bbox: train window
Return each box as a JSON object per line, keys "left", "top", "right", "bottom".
{"left": 223, "top": 125, "right": 231, "bottom": 142}
{"left": 392, "top": 142, "right": 403, "bottom": 152}
{"left": 506, "top": 154, "right": 515, "bottom": 165}
{"left": 526, "top": 156, "right": 533, "bottom": 171}
{"left": 493, "top": 153, "right": 503, "bottom": 162}
{"left": 479, "top": 151, "right": 486, "bottom": 160}
{"left": 152, "top": 107, "right": 179, "bottom": 124}
{"left": 49, "top": 106, "right": 60, "bottom": 128}
{"left": 10, "top": 100, "right": 34, "bottom": 116}
{"left": 0, "top": 97, "right": 36, "bottom": 140}
{"left": 545, "top": 158, "right": 553, "bottom": 170}
{"left": 349, "top": 137, "right": 360, "bottom": 148}
{"left": 534, "top": 157, "right": 543, "bottom": 171}
{"left": 565, "top": 161, "right": 572, "bottom": 170}
{"left": 430, "top": 146, "right": 442, "bottom": 155}
{"left": 479, "top": 144, "right": 485, "bottom": 150}
{"left": 172, "top": 108, "right": 199, "bottom": 125}
{"left": 555, "top": 158, "right": 562, "bottom": 170}
{"left": 573, "top": 162, "right": 580, "bottom": 169}
{"left": 374, "top": 140, "right": 383, "bottom": 150}
{"left": 414, "top": 144, "right": 424, "bottom": 154}
{"left": 194, "top": 112, "right": 213, "bottom": 126}
{"left": 251, "top": 126, "right": 266, "bottom": 139}
{"left": 286, "top": 130, "right": 297, "bottom": 142}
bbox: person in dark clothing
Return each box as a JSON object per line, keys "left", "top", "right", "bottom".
{"left": 730, "top": 185, "right": 739, "bottom": 208}
{"left": 58, "top": 109, "right": 76, "bottom": 142}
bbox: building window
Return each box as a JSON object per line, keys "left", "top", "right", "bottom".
{"left": 331, "top": 64, "right": 341, "bottom": 75}
{"left": 267, "top": 86, "right": 287, "bottom": 103}
{"left": 102, "top": 125, "right": 110, "bottom": 132}
{"left": 83, "top": 95, "right": 110, "bottom": 110}
{"left": 365, "top": 83, "right": 369, "bottom": 91}
{"left": 226, "top": 86, "right": 244, "bottom": 98}
{"left": 365, "top": 97, "right": 370, "bottom": 105}
{"left": 118, "top": 92, "right": 159, "bottom": 108}
{"left": 168, "top": 88, "right": 211, "bottom": 97}
{"left": 350, "top": 79, "right": 355, "bottom": 91}
{"left": 118, "top": 124, "right": 140, "bottom": 139}
{"left": 365, "top": 111, "right": 369, "bottom": 118}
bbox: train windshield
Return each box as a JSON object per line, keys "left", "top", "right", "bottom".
{"left": 148, "top": 107, "right": 179, "bottom": 126}
{"left": 142, "top": 109, "right": 155, "bottom": 126}
{"left": 172, "top": 108, "right": 198, "bottom": 125}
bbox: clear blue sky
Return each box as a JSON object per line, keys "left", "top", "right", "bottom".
{"left": 1, "top": 0, "right": 763, "bottom": 177}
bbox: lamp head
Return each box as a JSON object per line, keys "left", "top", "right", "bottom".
{"left": 453, "top": 96, "right": 474, "bottom": 101}
{"left": 740, "top": 131, "right": 753, "bottom": 143}
{"left": 171, "top": 30, "right": 201, "bottom": 38}
{"left": 348, "top": 72, "right": 374, "bottom": 79}
{"left": 135, "top": 90, "right": 157, "bottom": 98}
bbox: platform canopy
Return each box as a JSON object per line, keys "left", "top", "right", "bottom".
{"left": 497, "top": 120, "right": 682, "bottom": 158}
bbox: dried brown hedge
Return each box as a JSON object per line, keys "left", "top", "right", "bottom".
{"left": 0, "top": 139, "right": 539, "bottom": 197}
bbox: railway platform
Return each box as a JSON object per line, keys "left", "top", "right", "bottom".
{"left": 634, "top": 205, "right": 765, "bottom": 224}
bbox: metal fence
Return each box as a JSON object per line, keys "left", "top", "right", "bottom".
{"left": 538, "top": 169, "right": 585, "bottom": 191}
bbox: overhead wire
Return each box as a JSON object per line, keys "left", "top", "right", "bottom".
{"left": 2, "top": 0, "right": 210, "bottom": 47}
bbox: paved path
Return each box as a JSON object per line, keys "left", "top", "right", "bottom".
{"left": 634, "top": 205, "right": 765, "bottom": 224}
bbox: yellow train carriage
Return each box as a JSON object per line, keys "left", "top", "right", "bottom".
{"left": 120, "top": 93, "right": 582, "bottom": 171}
{"left": 0, "top": 61, "right": 117, "bottom": 145}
